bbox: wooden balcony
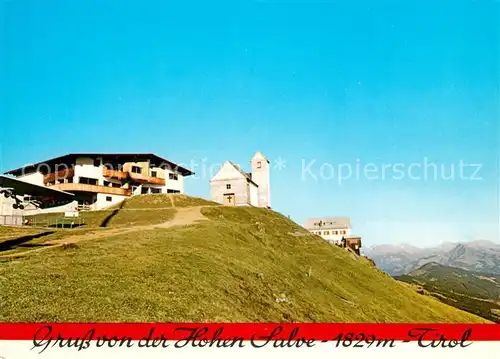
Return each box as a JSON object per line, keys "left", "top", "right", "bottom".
{"left": 102, "top": 168, "right": 166, "bottom": 185}
{"left": 102, "top": 168, "right": 128, "bottom": 180}
{"left": 51, "top": 183, "right": 132, "bottom": 196}
{"left": 131, "top": 173, "right": 166, "bottom": 185}
{"left": 43, "top": 168, "right": 75, "bottom": 184}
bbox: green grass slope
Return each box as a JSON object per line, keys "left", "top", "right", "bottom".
{"left": 26, "top": 208, "right": 175, "bottom": 228}
{"left": 24, "top": 194, "right": 215, "bottom": 229}
{"left": 396, "top": 262, "right": 500, "bottom": 323}
{"left": 111, "top": 193, "right": 219, "bottom": 209}
{"left": 0, "top": 199, "right": 490, "bottom": 323}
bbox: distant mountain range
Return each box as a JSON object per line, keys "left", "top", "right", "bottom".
{"left": 363, "top": 240, "right": 500, "bottom": 276}
{"left": 396, "top": 262, "right": 500, "bottom": 323}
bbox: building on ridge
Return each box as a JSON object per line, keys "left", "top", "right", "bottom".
{"left": 303, "top": 217, "right": 362, "bottom": 255}
{"left": 210, "top": 152, "right": 271, "bottom": 208}
{"left": 4, "top": 153, "right": 193, "bottom": 211}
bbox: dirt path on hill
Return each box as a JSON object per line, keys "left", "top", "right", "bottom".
{"left": 0, "top": 206, "right": 211, "bottom": 259}
{"left": 154, "top": 206, "right": 206, "bottom": 228}
{"left": 48, "top": 206, "right": 207, "bottom": 244}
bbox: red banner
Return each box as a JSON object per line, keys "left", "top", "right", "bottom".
{"left": 0, "top": 323, "right": 499, "bottom": 343}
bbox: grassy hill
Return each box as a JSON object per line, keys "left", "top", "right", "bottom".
{"left": 0, "top": 195, "right": 490, "bottom": 323}
{"left": 23, "top": 194, "right": 218, "bottom": 228}
{"left": 396, "top": 262, "right": 500, "bottom": 323}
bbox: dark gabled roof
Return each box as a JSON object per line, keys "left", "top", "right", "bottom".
{"left": 4, "top": 153, "right": 194, "bottom": 176}
{"left": 227, "top": 161, "right": 259, "bottom": 187}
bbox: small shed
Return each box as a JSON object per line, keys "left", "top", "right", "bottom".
{"left": 344, "top": 235, "right": 362, "bottom": 255}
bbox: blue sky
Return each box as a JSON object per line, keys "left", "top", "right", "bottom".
{"left": 1, "top": 0, "right": 498, "bottom": 247}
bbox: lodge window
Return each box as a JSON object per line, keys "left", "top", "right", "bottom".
{"left": 151, "top": 171, "right": 157, "bottom": 177}
{"left": 106, "top": 196, "right": 112, "bottom": 202}
{"left": 104, "top": 181, "right": 120, "bottom": 188}
{"left": 324, "top": 231, "right": 330, "bottom": 235}
{"left": 226, "top": 184, "right": 231, "bottom": 190}
{"left": 169, "top": 173, "right": 178, "bottom": 180}
{"left": 79, "top": 177, "right": 98, "bottom": 185}
{"left": 167, "top": 189, "right": 180, "bottom": 194}
{"left": 141, "top": 187, "right": 149, "bottom": 194}
{"left": 257, "top": 161, "right": 262, "bottom": 169}
{"left": 150, "top": 188, "right": 162, "bottom": 194}
{"left": 334, "top": 230, "right": 338, "bottom": 235}
{"left": 131, "top": 166, "right": 142, "bottom": 174}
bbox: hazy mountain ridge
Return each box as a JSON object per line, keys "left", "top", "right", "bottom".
{"left": 396, "top": 262, "right": 500, "bottom": 323}
{"left": 364, "top": 240, "right": 500, "bottom": 276}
